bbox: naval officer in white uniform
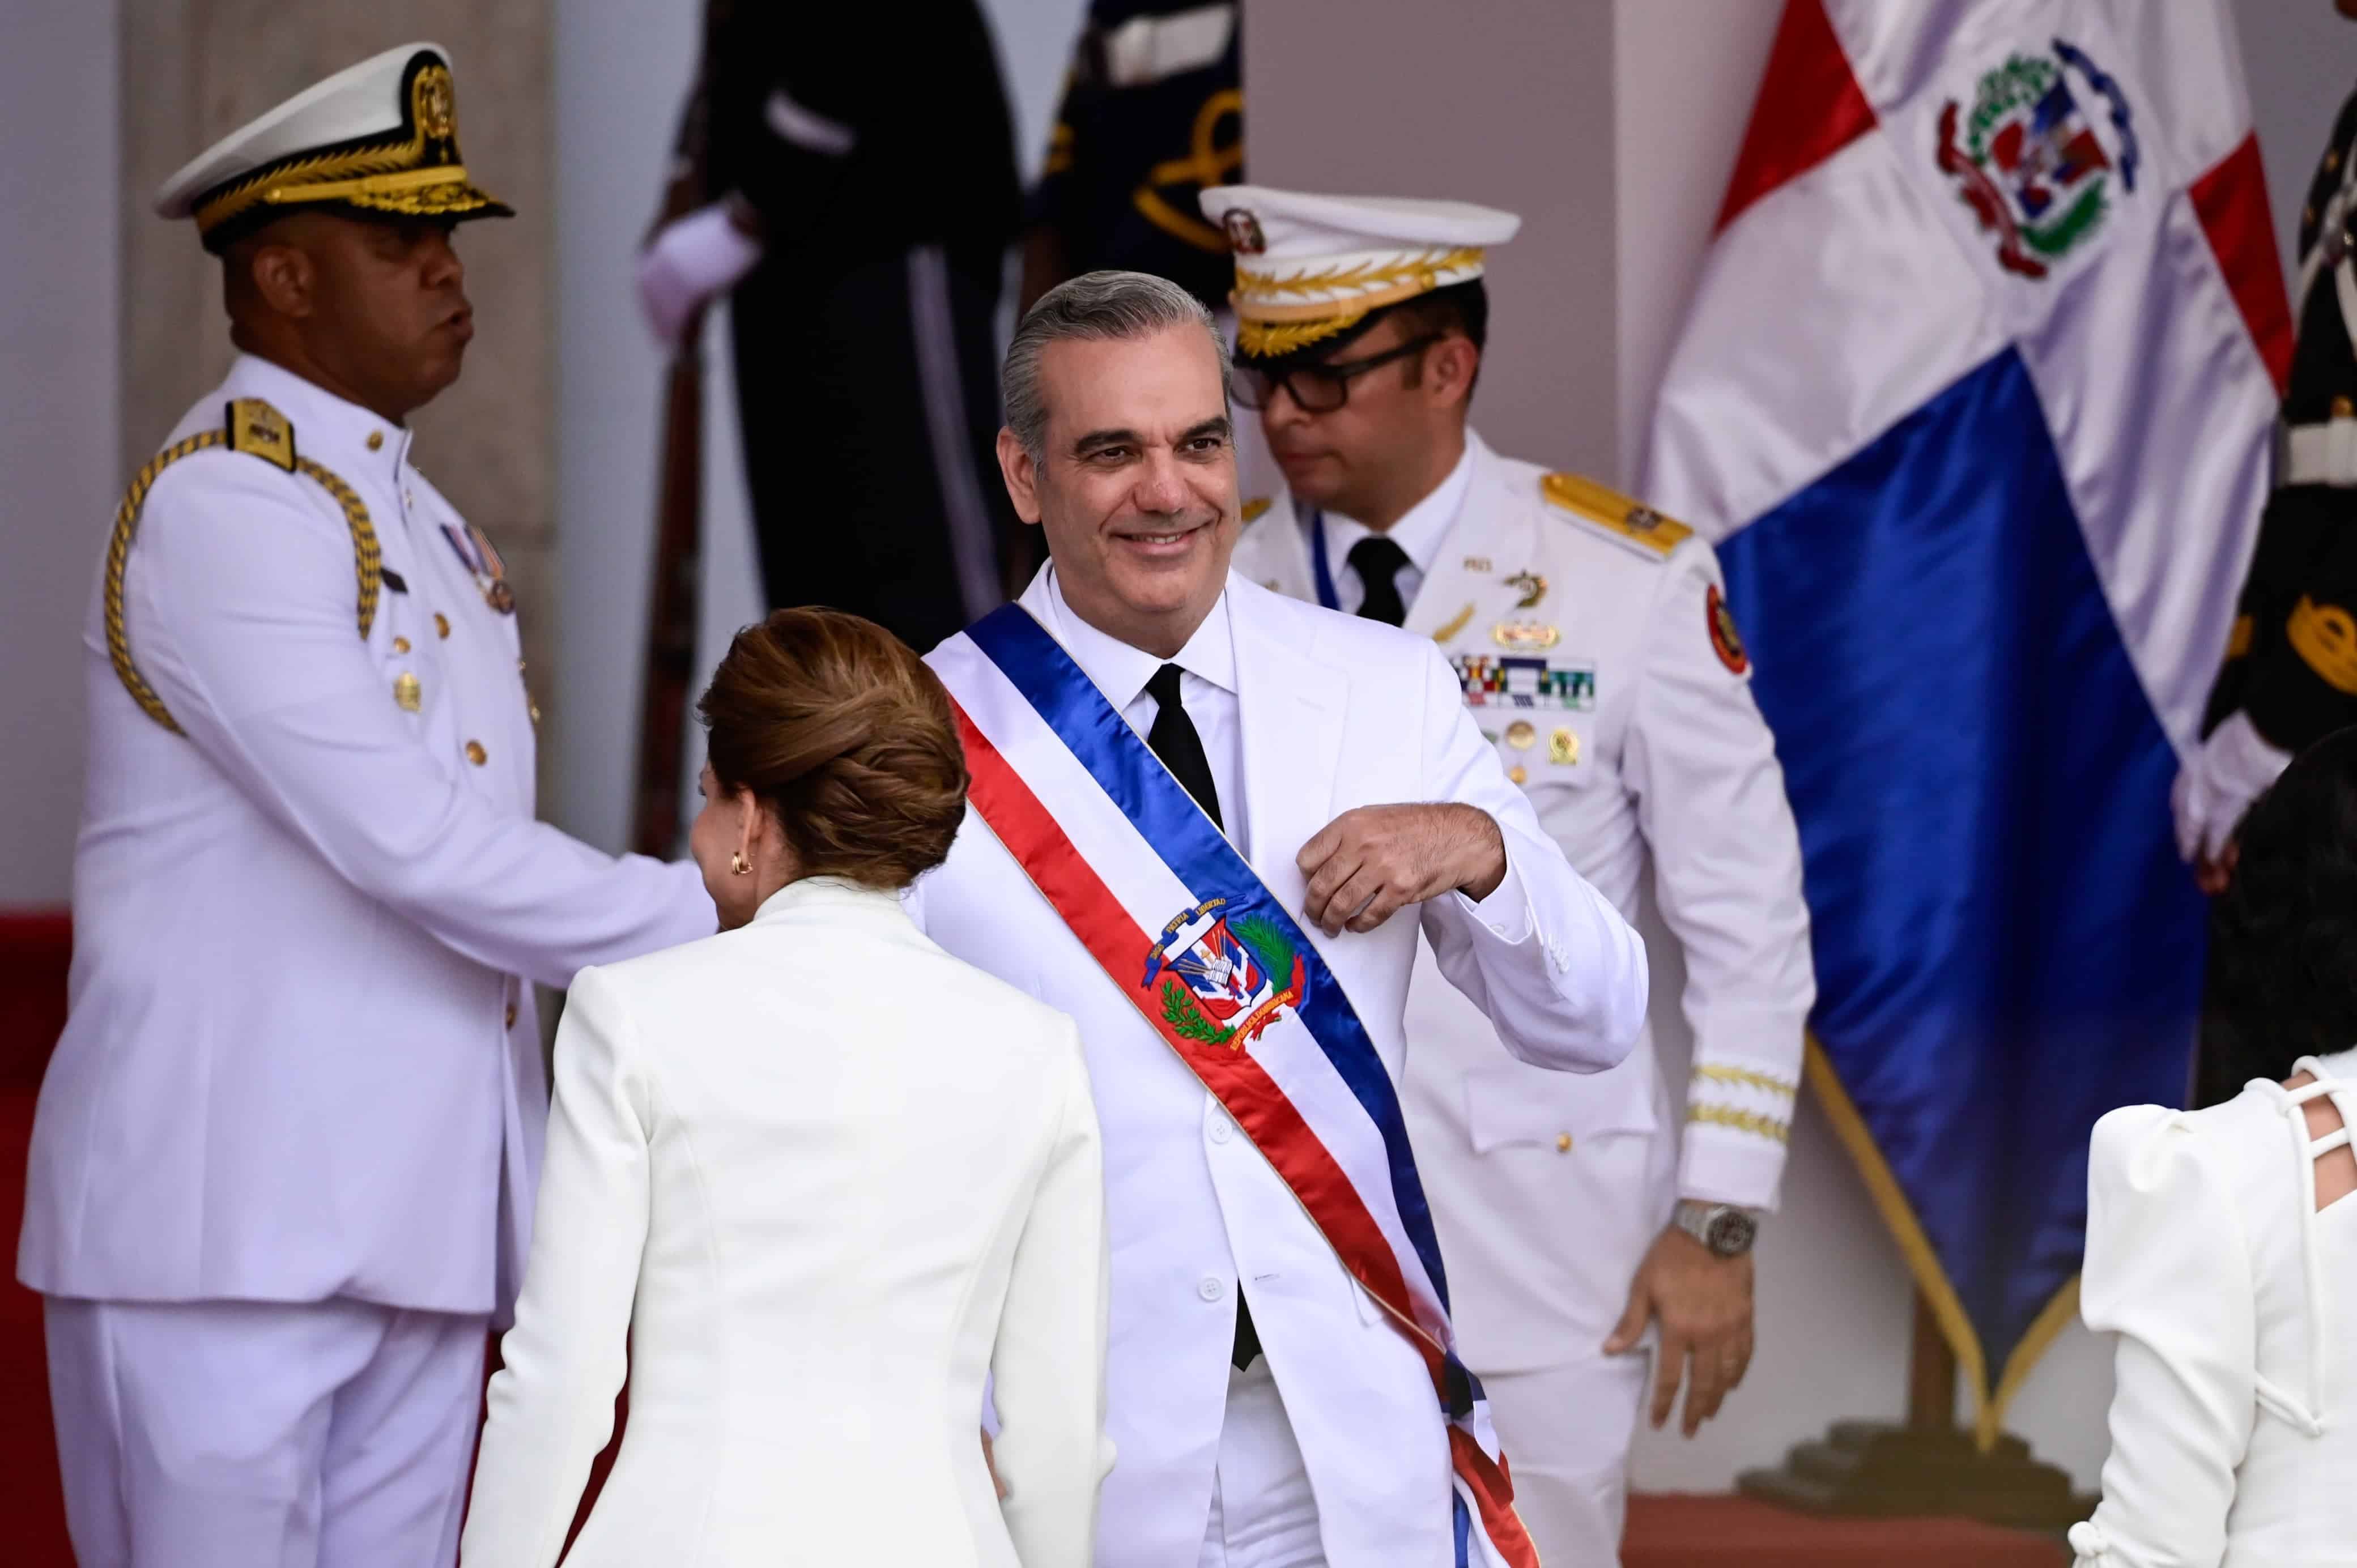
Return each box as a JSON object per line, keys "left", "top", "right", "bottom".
{"left": 912, "top": 270, "right": 1649, "bottom": 1567}
{"left": 18, "top": 44, "right": 715, "bottom": 1568}
{"left": 1216, "top": 186, "right": 1816, "bottom": 1567}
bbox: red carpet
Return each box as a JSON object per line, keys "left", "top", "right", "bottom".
{"left": 0, "top": 910, "right": 71, "bottom": 1563}
{"left": 1624, "top": 1493, "right": 2067, "bottom": 1566}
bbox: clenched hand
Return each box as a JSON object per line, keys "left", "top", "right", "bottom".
{"left": 1296, "top": 804, "right": 1508, "bottom": 937}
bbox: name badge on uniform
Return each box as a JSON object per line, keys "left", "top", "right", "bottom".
{"left": 1453, "top": 653, "right": 1597, "bottom": 711}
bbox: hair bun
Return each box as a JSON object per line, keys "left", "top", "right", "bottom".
{"left": 697, "top": 608, "right": 969, "bottom": 889}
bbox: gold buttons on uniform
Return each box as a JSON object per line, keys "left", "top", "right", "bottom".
{"left": 2335, "top": 395, "right": 2355, "bottom": 420}
{"left": 393, "top": 673, "right": 422, "bottom": 713}
{"left": 1556, "top": 1133, "right": 1573, "bottom": 1153}
{"left": 1505, "top": 720, "right": 1537, "bottom": 750}
{"left": 435, "top": 613, "right": 450, "bottom": 639}
{"left": 392, "top": 635, "right": 411, "bottom": 654}
{"left": 528, "top": 701, "right": 541, "bottom": 727}
{"left": 465, "top": 740, "right": 487, "bottom": 766}
{"left": 1508, "top": 765, "right": 1528, "bottom": 785}
{"left": 504, "top": 1003, "right": 518, "bottom": 1029}
{"left": 367, "top": 431, "right": 384, "bottom": 451}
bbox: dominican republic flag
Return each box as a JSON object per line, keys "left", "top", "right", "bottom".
{"left": 1644, "top": 0, "right": 2291, "bottom": 1444}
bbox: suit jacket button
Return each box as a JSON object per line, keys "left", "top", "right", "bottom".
{"left": 1198, "top": 1276, "right": 1226, "bottom": 1302}
{"left": 465, "top": 740, "right": 488, "bottom": 766}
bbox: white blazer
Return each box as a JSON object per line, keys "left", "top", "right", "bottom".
{"left": 462, "top": 878, "right": 1113, "bottom": 1568}
{"left": 19, "top": 355, "right": 713, "bottom": 1319}
{"left": 2071, "top": 1050, "right": 2357, "bottom": 1568}
{"left": 912, "top": 569, "right": 1648, "bottom": 1568}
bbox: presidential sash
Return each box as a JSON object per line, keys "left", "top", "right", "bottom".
{"left": 933, "top": 604, "right": 1537, "bottom": 1568}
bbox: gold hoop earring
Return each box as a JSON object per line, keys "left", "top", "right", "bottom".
{"left": 729, "top": 851, "right": 751, "bottom": 877}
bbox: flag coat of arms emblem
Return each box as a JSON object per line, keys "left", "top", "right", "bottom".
{"left": 1145, "top": 898, "right": 1308, "bottom": 1049}
{"left": 1645, "top": 0, "right": 2290, "bottom": 1445}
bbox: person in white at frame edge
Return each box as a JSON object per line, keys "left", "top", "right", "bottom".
{"left": 16, "top": 43, "right": 714, "bottom": 1568}
{"left": 908, "top": 267, "right": 1650, "bottom": 1568}
{"left": 1215, "top": 185, "right": 1815, "bottom": 1568}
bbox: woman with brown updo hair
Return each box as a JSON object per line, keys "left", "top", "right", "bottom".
{"left": 462, "top": 609, "right": 1112, "bottom": 1568}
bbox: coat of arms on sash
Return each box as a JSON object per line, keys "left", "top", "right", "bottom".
{"left": 1142, "top": 898, "right": 1308, "bottom": 1051}
{"left": 1934, "top": 40, "right": 2138, "bottom": 280}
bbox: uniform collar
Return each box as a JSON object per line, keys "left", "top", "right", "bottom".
{"left": 222, "top": 352, "right": 415, "bottom": 487}
{"left": 1321, "top": 432, "right": 1480, "bottom": 577}
{"left": 1042, "top": 565, "right": 1237, "bottom": 710}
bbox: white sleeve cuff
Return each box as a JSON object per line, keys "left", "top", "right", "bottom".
{"left": 1456, "top": 858, "right": 1532, "bottom": 943}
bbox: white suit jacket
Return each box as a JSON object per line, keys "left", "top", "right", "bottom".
{"left": 2070, "top": 1051, "right": 2357, "bottom": 1568}
{"left": 19, "top": 355, "right": 714, "bottom": 1318}
{"left": 1233, "top": 434, "right": 1814, "bottom": 1369}
{"left": 911, "top": 568, "right": 1647, "bottom": 1568}
{"left": 462, "top": 879, "right": 1112, "bottom": 1568}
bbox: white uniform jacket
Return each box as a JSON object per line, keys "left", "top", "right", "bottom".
{"left": 911, "top": 567, "right": 1648, "bottom": 1568}
{"left": 19, "top": 355, "right": 714, "bottom": 1320}
{"left": 463, "top": 879, "right": 1111, "bottom": 1568}
{"left": 1232, "top": 433, "right": 1814, "bottom": 1370}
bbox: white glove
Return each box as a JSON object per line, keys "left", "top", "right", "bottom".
{"left": 2171, "top": 710, "right": 2292, "bottom": 865}
{"left": 637, "top": 201, "right": 764, "bottom": 351}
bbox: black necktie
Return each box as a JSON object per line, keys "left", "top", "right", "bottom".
{"left": 1145, "top": 664, "right": 1223, "bottom": 830}
{"left": 1348, "top": 535, "right": 1412, "bottom": 627}
{"left": 1143, "top": 663, "right": 1260, "bottom": 1367}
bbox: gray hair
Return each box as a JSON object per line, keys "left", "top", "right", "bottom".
{"left": 1002, "top": 270, "right": 1232, "bottom": 463}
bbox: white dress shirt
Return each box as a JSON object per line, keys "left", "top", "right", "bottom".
{"left": 1318, "top": 441, "right": 1477, "bottom": 616}
{"left": 1042, "top": 569, "right": 1248, "bottom": 858}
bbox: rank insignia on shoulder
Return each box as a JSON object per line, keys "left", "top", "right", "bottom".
{"left": 1708, "top": 584, "right": 1750, "bottom": 675}
{"left": 1541, "top": 472, "right": 1691, "bottom": 559}
{"left": 226, "top": 398, "right": 296, "bottom": 471}
{"left": 1241, "top": 497, "right": 1273, "bottom": 524}
{"left": 1505, "top": 569, "right": 1547, "bottom": 609}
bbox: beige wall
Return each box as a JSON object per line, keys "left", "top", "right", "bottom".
{"left": 116, "top": 2, "right": 556, "bottom": 764}
{"left": 1243, "top": 0, "right": 1619, "bottom": 479}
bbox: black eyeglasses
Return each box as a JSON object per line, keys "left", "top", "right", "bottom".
{"left": 1233, "top": 332, "right": 1444, "bottom": 414}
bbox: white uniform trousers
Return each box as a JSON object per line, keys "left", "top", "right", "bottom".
{"left": 1481, "top": 1355, "right": 1650, "bottom": 1568}
{"left": 1196, "top": 1360, "right": 1326, "bottom": 1568}
{"left": 44, "top": 1296, "right": 488, "bottom": 1568}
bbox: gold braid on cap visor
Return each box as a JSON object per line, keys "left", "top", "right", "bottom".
{"left": 1231, "top": 245, "right": 1485, "bottom": 357}
{"left": 192, "top": 63, "right": 505, "bottom": 241}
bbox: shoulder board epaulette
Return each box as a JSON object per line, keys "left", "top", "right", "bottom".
{"left": 1539, "top": 472, "right": 1692, "bottom": 559}
{"left": 105, "top": 398, "right": 380, "bottom": 735}
{"left": 227, "top": 397, "right": 297, "bottom": 471}
{"left": 1241, "top": 496, "right": 1274, "bottom": 525}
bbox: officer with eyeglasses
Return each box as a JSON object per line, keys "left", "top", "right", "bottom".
{"left": 1218, "top": 185, "right": 1814, "bottom": 1568}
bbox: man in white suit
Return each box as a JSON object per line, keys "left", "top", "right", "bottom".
{"left": 912, "top": 269, "right": 1649, "bottom": 1568}
{"left": 18, "top": 45, "right": 714, "bottom": 1568}
{"left": 1218, "top": 186, "right": 1815, "bottom": 1567}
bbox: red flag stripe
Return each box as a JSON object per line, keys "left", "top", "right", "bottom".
{"left": 2190, "top": 131, "right": 2295, "bottom": 398}
{"left": 1717, "top": 0, "right": 1878, "bottom": 233}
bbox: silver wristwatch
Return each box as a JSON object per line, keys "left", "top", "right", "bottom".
{"left": 1673, "top": 1200, "right": 1759, "bottom": 1259}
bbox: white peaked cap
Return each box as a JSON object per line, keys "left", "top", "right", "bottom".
{"left": 1197, "top": 185, "right": 1522, "bottom": 358}
{"left": 155, "top": 42, "right": 510, "bottom": 253}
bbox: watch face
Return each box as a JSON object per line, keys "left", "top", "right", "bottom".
{"left": 1708, "top": 1209, "right": 1758, "bottom": 1256}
